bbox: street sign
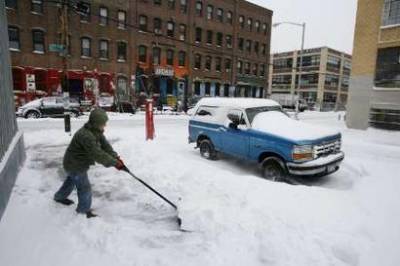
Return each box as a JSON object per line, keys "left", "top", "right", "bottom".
{"left": 49, "top": 44, "right": 65, "bottom": 52}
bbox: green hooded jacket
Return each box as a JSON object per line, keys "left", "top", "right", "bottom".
{"left": 63, "top": 108, "right": 118, "bottom": 173}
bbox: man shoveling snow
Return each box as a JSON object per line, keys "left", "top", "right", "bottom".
{"left": 54, "top": 108, "right": 125, "bottom": 218}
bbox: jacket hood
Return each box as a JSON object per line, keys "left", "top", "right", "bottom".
{"left": 88, "top": 108, "right": 108, "bottom": 129}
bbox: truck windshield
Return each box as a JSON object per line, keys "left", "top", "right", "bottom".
{"left": 246, "top": 106, "right": 285, "bottom": 124}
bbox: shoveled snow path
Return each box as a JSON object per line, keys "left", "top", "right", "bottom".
{"left": 0, "top": 113, "right": 399, "bottom": 266}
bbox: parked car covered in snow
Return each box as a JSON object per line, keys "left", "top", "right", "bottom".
{"left": 188, "top": 98, "right": 345, "bottom": 181}
{"left": 16, "top": 97, "right": 82, "bottom": 119}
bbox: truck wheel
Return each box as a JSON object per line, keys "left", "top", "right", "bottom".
{"left": 199, "top": 139, "right": 218, "bottom": 160}
{"left": 261, "top": 157, "right": 286, "bottom": 182}
{"left": 25, "top": 111, "right": 40, "bottom": 119}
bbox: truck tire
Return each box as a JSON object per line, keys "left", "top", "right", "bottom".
{"left": 199, "top": 139, "right": 218, "bottom": 160}
{"left": 261, "top": 157, "right": 287, "bottom": 182}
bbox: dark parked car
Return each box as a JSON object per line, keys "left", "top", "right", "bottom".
{"left": 16, "top": 97, "right": 82, "bottom": 119}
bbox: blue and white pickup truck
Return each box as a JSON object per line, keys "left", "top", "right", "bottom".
{"left": 188, "top": 98, "right": 344, "bottom": 181}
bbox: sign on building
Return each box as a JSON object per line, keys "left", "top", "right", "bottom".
{"left": 26, "top": 74, "right": 36, "bottom": 92}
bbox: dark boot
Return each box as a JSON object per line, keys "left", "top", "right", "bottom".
{"left": 54, "top": 198, "right": 75, "bottom": 206}
{"left": 86, "top": 211, "right": 98, "bottom": 219}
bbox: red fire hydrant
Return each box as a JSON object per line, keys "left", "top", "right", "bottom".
{"left": 145, "top": 99, "right": 155, "bottom": 140}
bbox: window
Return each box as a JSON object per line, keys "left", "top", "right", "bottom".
{"left": 6, "top": 0, "right": 17, "bottom": 9}
{"left": 260, "top": 64, "right": 266, "bottom": 76}
{"left": 205, "top": 56, "right": 212, "bottom": 70}
{"left": 253, "top": 64, "right": 258, "bottom": 76}
{"left": 238, "top": 38, "right": 244, "bottom": 51}
{"left": 139, "top": 15, "right": 148, "bottom": 31}
{"left": 80, "top": 2, "right": 91, "bottom": 22}
{"left": 117, "top": 41, "right": 127, "bottom": 61}
{"left": 247, "top": 18, "right": 253, "bottom": 31}
{"left": 154, "top": 18, "right": 162, "bottom": 34}
{"left": 138, "top": 45, "right": 147, "bottom": 62}
{"left": 237, "top": 60, "right": 243, "bottom": 74}
{"left": 179, "top": 24, "right": 186, "bottom": 41}
{"left": 239, "top": 16, "right": 245, "bottom": 28}
{"left": 99, "top": 39, "right": 109, "bottom": 59}
{"left": 216, "top": 32, "right": 223, "bottom": 46}
{"left": 180, "top": 0, "right": 187, "bottom": 13}
{"left": 245, "top": 62, "right": 251, "bottom": 75}
{"left": 8, "top": 26, "right": 20, "bottom": 50}
{"left": 152, "top": 47, "right": 161, "bottom": 65}
{"left": 196, "top": 1, "right": 203, "bottom": 16}
{"left": 194, "top": 54, "right": 202, "bottom": 69}
{"left": 32, "top": 29, "right": 45, "bottom": 53}
{"left": 261, "top": 44, "right": 266, "bottom": 55}
{"left": 382, "top": 0, "right": 400, "bottom": 26}
{"left": 375, "top": 47, "right": 400, "bottom": 87}
{"left": 254, "top": 42, "right": 259, "bottom": 54}
{"left": 168, "top": 0, "right": 175, "bottom": 9}
{"left": 207, "top": 30, "right": 213, "bottom": 45}
{"left": 255, "top": 21, "right": 260, "bottom": 32}
{"left": 99, "top": 7, "right": 108, "bottom": 25}
{"left": 217, "top": 8, "right": 223, "bottom": 22}
{"left": 167, "top": 49, "right": 174, "bottom": 65}
{"left": 118, "top": 11, "right": 127, "bottom": 29}
{"left": 167, "top": 21, "right": 175, "bottom": 37}
{"left": 225, "top": 58, "right": 232, "bottom": 71}
{"left": 195, "top": 106, "right": 217, "bottom": 116}
{"left": 226, "top": 35, "right": 232, "bottom": 48}
{"left": 154, "top": 0, "right": 161, "bottom": 5}
{"left": 327, "top": 55, "right": 341, "bottom": 71}
{"left": 262, "top": 23, "right": 268, "bottom": 35}
{"left": 178, "top": 51, "right": 186, "bottom": 66}
{"left": 207, "top": 5, "right": 213, "bottom": 20}
{"left": 81, "top": 37, "right": 91, "bottom": 57}
{"left": 246, "top": 40, "right": 252, "bottom": 53}
{"left": 195, "top": 27, "right": 202, "bottom": 42}
{"left": 31, "top": 0, "right": 43, "bottom": 14}
{"left": 227, "top": 11, "right": 233, "bottom": 24}
{"left": 215, "top": 57, "right": 222, "bottom": 72}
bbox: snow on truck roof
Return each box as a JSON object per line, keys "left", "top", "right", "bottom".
{"left": 196, "top": 97, "right": 280, "bottom": 109}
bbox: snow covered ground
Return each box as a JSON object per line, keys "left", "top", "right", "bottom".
{"left": 1, "top": 111, "right": 400, "bottom": 266}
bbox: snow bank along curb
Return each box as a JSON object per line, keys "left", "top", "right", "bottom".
{"left": 0, "top": 131, "right": 25, "bottom": 221}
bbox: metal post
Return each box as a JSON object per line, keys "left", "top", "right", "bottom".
{"left": 295, "top": 23, "right": 306, "bottom": 119}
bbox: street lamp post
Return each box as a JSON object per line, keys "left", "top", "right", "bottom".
{"left": 273, "top": 22, "right": 306, "bottom": 119}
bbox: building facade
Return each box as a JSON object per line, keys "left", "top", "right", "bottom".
{"left": 347, "top": 0, "right": 400, "bottom": 130}
{"left": 5, "top": 0, "right": 272, "bottom": 109}
{"left": 0, "top": 0, "right": 25, "bottom": 220}
{"left": 268, "top": 47, "right": 352, "bottom": 110}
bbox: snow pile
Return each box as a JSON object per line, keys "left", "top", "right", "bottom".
{"left": 0, "top": 112, "right": 400, "bottom": 266}
{"left": 252, "top": 111, "right": 340, "bottom": 141}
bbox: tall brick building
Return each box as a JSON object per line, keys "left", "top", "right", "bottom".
{"left": 5, "top": 0, "right": 272, "bottom": 109}
{"left": 347, "top": 0, "right": 400, "bottom": 129}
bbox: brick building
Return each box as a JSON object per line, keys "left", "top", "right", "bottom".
{"left": 5, "top": 0, "right": 272, "bottom": 109}
{"left": 268, "top": 47, "right": 352, "bottom": 110}
{"left": 347, "top": 0, "right": 400, "bottom": 130}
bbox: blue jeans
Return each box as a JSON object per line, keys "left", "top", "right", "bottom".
{"left": 54, "top": 172, "right": 92, "bottom": 213}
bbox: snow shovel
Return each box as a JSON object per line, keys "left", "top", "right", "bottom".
{"left": 121, "top": 166, "right": 184, "bottom": 229}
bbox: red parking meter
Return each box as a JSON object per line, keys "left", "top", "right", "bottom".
{"left": 145, "top": 99, "right": 155, "bottom": 140}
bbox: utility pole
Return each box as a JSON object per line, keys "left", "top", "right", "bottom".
{"left": 295, "top": 23, "right": 306, "bottom": 119}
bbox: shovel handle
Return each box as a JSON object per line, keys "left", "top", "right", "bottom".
{"left": 123, "top": 167, "right": 178, "bottom": 210}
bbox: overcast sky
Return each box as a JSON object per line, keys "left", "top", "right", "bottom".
{"left": 248, "top": 0, "right": 358, "bottom": 54}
